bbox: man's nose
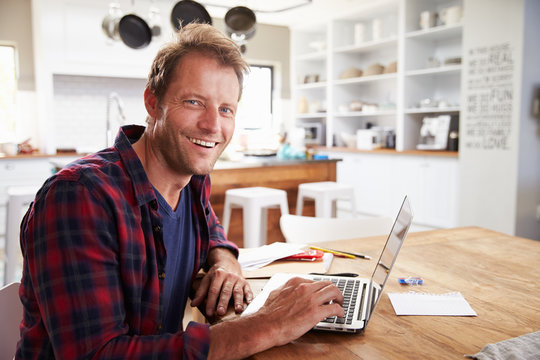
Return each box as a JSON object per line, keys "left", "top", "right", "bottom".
{"left": 199, "top": 106, "right": 220, "bottom": 132}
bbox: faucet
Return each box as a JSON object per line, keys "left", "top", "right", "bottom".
{"left": 106, "top": 92, "right": 126, "bottom": 147}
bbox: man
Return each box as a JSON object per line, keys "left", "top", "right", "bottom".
{"left": 17, "top": 23, "right": 344, "bottom": 359}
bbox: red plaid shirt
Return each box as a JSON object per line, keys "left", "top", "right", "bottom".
{"left": 17, "top": 125, "right": 238, "bottom": 359}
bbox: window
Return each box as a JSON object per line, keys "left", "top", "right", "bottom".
{"left": 0, "top": 43, "right": 18, "bottom": 142}
{"left": 236, "top": 64, "right": 274, "bottom": 130}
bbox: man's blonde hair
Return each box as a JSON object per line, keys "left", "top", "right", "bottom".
{"left": 146, "top": 23, "right": 249, "bottom": 103}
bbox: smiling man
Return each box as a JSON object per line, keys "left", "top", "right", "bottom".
{"left": 16, "top": 24, "right": 344, "bottom": 360}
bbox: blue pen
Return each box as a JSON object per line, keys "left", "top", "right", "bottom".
{"left": 398, "top": 277, "right": 423, "bottom": 285}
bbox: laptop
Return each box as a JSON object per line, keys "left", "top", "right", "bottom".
{"left": 242, "top": 196, "right": 413, "bottom": 333}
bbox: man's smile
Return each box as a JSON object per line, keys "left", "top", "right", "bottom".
{"left": 189, "top": 137, "right": 217, "bottom": 148}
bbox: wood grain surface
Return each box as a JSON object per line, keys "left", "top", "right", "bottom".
{"left": 245, "top": 227, "right": 540, "bottom": 359}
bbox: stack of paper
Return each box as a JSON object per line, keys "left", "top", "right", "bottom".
{"left": 238, "top": 243, "right": 305, "bottom": 271}
{"left": 388, "top": 291, "right": 477, "bottom": 316}
{"left": 238, "top": 243, "right": 333, "bottom": 279}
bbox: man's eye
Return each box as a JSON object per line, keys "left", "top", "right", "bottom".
{"left": 220, "top": 107, "right": 233, "bottom": 114}
{"left": 184, "top": 100, "right": 199, "bottom": 106}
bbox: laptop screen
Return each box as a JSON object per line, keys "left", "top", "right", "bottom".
{"left": 366, "top": 196, "right": 413, "bottom": 323}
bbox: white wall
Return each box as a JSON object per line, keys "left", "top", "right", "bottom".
{"left": 459, "top": 0, "right": 540, "bottom": 239}
{"left": 53, "top": 75, "right": 147, "bottom": 152}
{"left": 27, "top": 0, "right": 290, "bottom": 153}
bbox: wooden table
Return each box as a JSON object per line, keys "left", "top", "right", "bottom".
{"left": 246, "top": 227, "right": 540, "bottom": 359}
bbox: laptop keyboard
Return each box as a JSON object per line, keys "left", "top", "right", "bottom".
{"left": 313, "top": 277, "right": 364, "bottom": 325}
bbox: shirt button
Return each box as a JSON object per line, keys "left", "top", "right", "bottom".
{"left": 153, "top": 225, "right": 161, "bottom": 233}
{"left": 157, "top": 324, "right": 162, "bottom": 331}
{"left": 159, "top": 272, "right": 165, "bottom": 280}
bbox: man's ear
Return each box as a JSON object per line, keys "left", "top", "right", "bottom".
{"left": 144, "top": 87, "right": 160, "bottom": 119}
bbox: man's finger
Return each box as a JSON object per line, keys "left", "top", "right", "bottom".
{"left": 191, "top": 275, "right": 210, "bottom": 307}
{"left": 243, "top": 283, "right": 253, "bottom": 304}
{"left": 215, "top": 280, "right": 234, "bottom": 316}
{"left": 232, "top": 282, "right": 245, "bottom": 313}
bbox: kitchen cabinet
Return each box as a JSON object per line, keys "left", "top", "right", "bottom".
{"left": 329, "top": 151, "right": 459, "bottom": 228}
{"left": 290, "top": 0, "right": 463, "bottom": 151}
{"left": 39, "top": 0, "right": 169, "bottom": 79}
{"left": 0, "top": 158, "right": 54, "bottom": 265}
{"left": 0, "top": 155, "right": 82, "bottom": 272}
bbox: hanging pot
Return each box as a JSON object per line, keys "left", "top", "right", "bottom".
{"left": 117, "top": 14, "right": 152, "bottom": 49}
{"left": 102, "top": 2, "right": 123, "bottom": 40}
{"left": 170, "top": 0, "right": 212, "bottom": 31}
{"left": 224, "top": 6, "right": 256, "bottom": 42}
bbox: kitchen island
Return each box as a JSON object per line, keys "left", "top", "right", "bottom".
{"left": 210, "top": 158, "right": 339, "bottom": 247}
{"left": 1, "top": 154, "right": 339, "bottom": 249}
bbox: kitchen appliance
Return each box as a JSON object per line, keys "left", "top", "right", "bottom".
{"left": 356, "top": 128, "right": 384, "bottom": 150}
{"left": 416, "top": 115, "right": 451, "bottom": 150}
{"left": 298, "top": 122, "right": 325, "bottom": 145}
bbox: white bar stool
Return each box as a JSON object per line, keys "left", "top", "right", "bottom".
{"left": 296, "top": 181, "right": 356, "bottom": 218}
{"left": 221, "top": 187, "right": 289, "bottom": 248}
{"left": 4, "top": 186, "right": 38, "bottom": 285}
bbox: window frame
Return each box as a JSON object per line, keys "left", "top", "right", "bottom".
{"left": 236, "top": 60, "right": 282, "bottom": 132}
{"left": 0, "top": 41, "right": 19, "bottom": 142}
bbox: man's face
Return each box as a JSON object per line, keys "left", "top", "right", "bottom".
{"left": 148, "top": 51, "right": 239, "bottom": 177}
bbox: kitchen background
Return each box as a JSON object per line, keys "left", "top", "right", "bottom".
{"left": 1, "top": 0, "right": 540, "bottom": 242}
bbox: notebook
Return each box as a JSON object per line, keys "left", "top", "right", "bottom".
{"left": 242, "top": 196, "right": 413, "bottom": 333}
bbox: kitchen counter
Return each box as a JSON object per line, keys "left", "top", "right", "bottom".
{"left": 0, "top": 152, "right": 87, "bottom": 160}
{"left": 312, "top": 146, "right": 459, "bottom": 157}
{"left": 214, "top": 156, "right": 337, "bottom": 169}
{"left": 1, "top": 154, "right": 338, "bottom": 248}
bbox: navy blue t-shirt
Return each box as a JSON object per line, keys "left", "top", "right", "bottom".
{"left": 154, "top": 185, "right": 196, "bottom": 333}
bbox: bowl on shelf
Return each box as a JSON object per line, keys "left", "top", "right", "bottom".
{"left": 340, "top": 132, "right": 357, "bottom": 148}
{"left": 364, "top": 63, "right": 384, "bottom": 76}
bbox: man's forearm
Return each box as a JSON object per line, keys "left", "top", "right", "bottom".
{"left": 208, "top": 311, "right": 278, "bottom": 360}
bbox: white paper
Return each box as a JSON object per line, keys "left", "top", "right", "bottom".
{"left": 238, "top": 243, "right": 305, "bottom": 271}
{"left": 388, "top": 291, "right": 477, "bottom": 316}
{"left": 242, "top": 273, "right": 300, "bottom": 316}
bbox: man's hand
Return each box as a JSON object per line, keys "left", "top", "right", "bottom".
{"left": 191, "top": 247, "right": 253, "bottom": 317}
{"left": 258, "top": 277, "right": 345, "bottom": 345}
{"left": 207, "top": 276, "right": 344, "bottom": 360}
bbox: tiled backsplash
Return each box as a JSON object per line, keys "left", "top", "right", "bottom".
{"left": 53, "top": 75, "right": 147, "bottom": 152}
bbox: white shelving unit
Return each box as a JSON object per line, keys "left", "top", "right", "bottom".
{"left": 290, "top": 0, "right": 463, "bottom": 151}
{"left": 291, "top": 0, "right": 464, "bottom": 228}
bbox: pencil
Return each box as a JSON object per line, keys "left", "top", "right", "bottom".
{"left": 330, "top": 248, "right": 372, "bottom": 260}
{"left": 309, "top": 246, "right": 355, "bottom": 259}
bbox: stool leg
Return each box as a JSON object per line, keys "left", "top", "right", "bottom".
{"left": 313, "top": 192, "right": 327, "bottom": 218}
{"left": 222, "top": 198, "right": 232, "bottom": 235}
{"left": 296, "top": 190, "right": 304, "bottom": 216}
{"left": 280, "top": 197, "right": 289, "bottom": 216}
{"left": 350, "top": 192, "right": 357, "bottom": 217}
{"left": 260, "top": 208, "right": 268, "bottom": 246}
{"left": 243, "top": 203, "right": 262, "bottom": 248}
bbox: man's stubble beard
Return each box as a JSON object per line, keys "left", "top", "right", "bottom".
{"left": 155, "top": 112, "right": 229, "bottom": 177}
